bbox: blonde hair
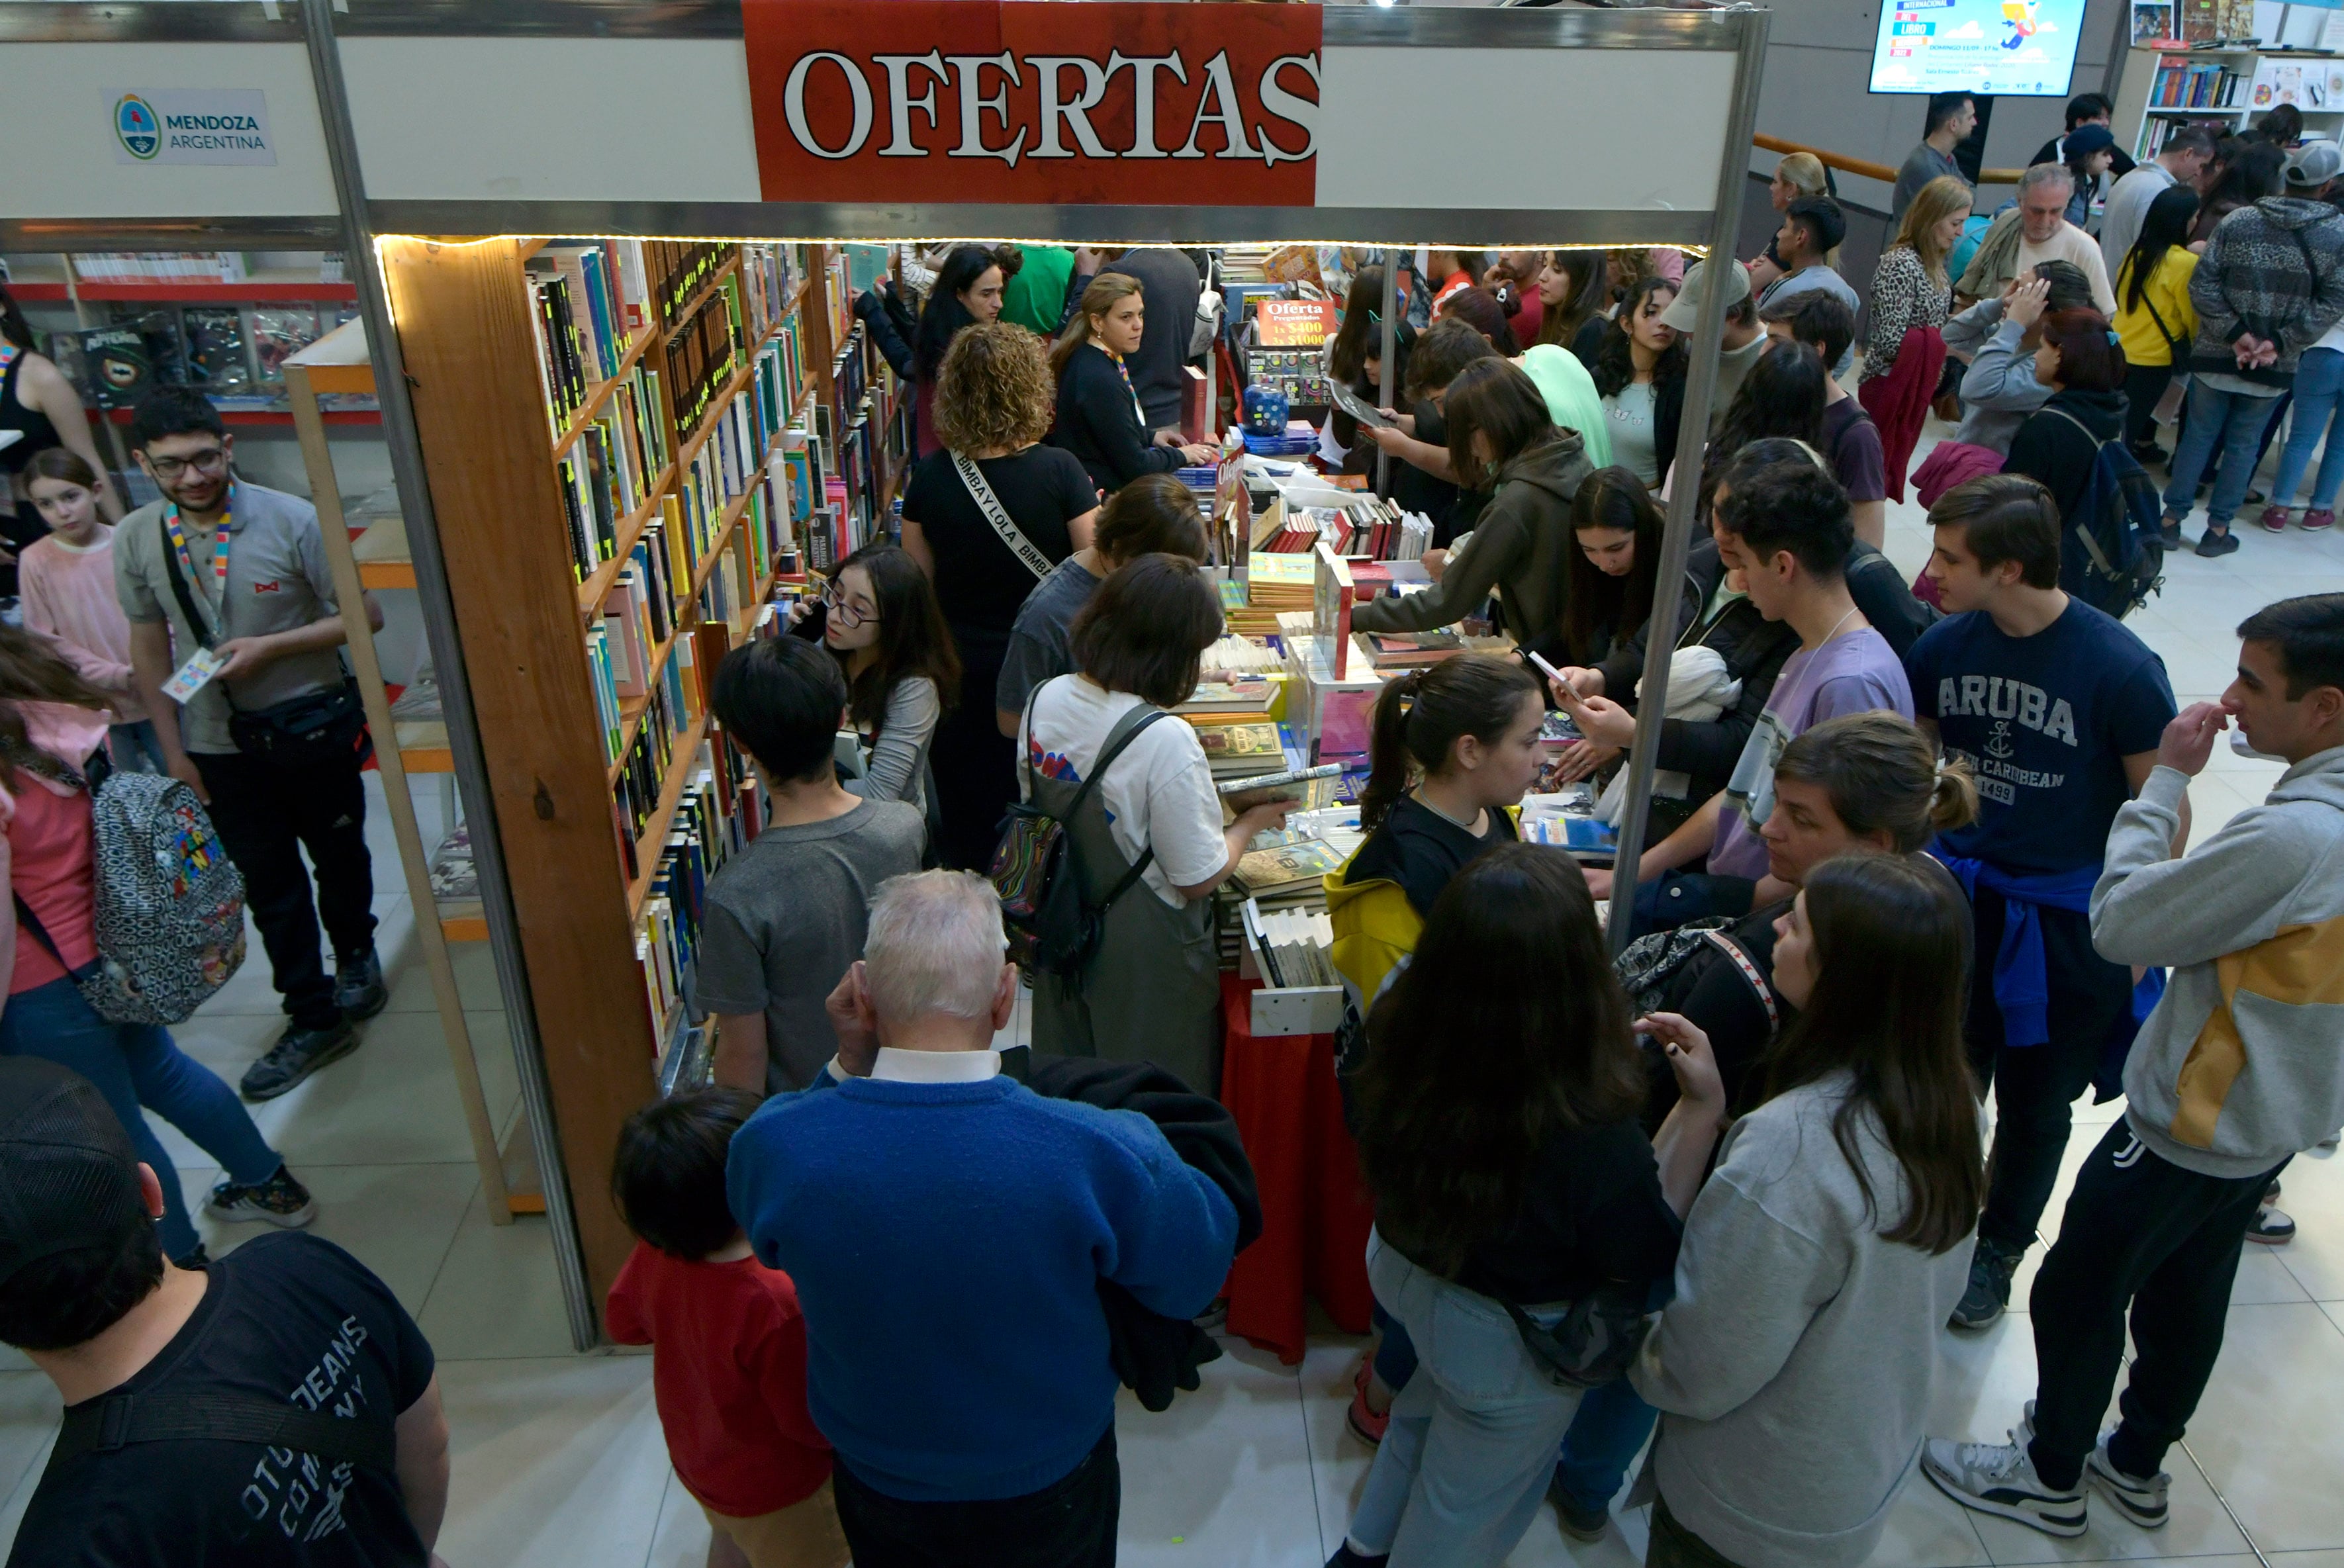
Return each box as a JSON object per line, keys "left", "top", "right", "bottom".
{"left": 934, "top": 323, "right": 1055, "bottom": 454}
{"left": 1777, "top": 153, "right": 1829, "bottom": 202}
{"left": 1049, "top": 272, "right": 1145, "bottom": 379}
{"left": 1895, "top": 175, "right": 1975, "bottom": 284}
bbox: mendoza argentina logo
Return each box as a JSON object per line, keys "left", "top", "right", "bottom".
{"left": 114, "top": 94, "right": 160, "bottom": 160}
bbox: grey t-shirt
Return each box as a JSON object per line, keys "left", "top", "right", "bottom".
{"left": 692, "top": 798, "right": 926, "bottom": 1091}
{"left": 995, "top": 555, "right": 1102, "bottom": 717}
{"left": 113, "top": 481, "right": 348, "bottom": 755}
{"left": 1893, "top": 142, "right": 1966, "bottom": 222}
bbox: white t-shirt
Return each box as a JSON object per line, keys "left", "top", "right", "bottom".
{"left": 1020, "top": 675, "right": 1226, "bottom": 907}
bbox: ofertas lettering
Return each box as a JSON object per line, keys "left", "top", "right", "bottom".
{"left": 778, "top": 47, "right": 1317, "bottom": 167}
{"left": 743, "top": 1, "right": 1321, "bottom": 207}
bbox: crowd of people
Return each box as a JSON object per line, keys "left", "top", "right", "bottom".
{"left": 1, "top": 185, "right": 2343, "bottom": 1568}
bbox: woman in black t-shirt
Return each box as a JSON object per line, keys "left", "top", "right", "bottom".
{"left": 1330, "top": 846, "right": 1725, "bottom": 1568}
{"left": 901, "top": 324, "right": 1100, "bottom": 870}
{"left": 1340, "top": 653, "right": 1546, "bottom": 919}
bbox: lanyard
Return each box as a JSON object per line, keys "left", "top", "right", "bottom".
{"left": 1100, "top": 344, "right": 1148, "bottom": 429}
{"left": 164, "top": 492, "right": 232, "bottom": 597}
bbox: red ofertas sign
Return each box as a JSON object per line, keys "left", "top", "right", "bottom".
{"left": 740, "top": 0, "right": 1321, "bottom": 206}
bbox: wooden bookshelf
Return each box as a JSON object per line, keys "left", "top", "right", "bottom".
{"left": 377, "top": 236, "right": 878, "bottom": 1311}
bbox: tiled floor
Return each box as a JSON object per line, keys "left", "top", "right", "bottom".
{"left": 7, "top": 419, "right": 2344, "bottom": 1565}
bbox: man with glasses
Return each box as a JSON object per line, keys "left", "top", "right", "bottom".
{"left": 115, "top": 388, "right": 388, "bottom": 1101}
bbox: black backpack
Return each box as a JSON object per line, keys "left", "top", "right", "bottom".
{"left": 2041, "top": 407, "right": 2167, "bottom": 620}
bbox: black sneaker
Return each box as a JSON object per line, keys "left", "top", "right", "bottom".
{"left": 334, "top": 948, "right": 389, "bottom": 1021}
{"left": 205, "top": 1164, "right": 317, "bottom": 1228}
{"left": 1548, "top": 1469, "right": 1611, "bottom": 1541}
{"left": 1949, "top": 1236, "right": 2024, "bottom": 1330}
{"left": 2196, "top": 527, "right": 2242, "bottom": 558}
{"left": 1326, "top": 1547, "right": 1389, "bottom": 1568}
{"left": 2130, "top": 440, "right": 2171, "bottom": 466}
{"left": 2158, "top": 516, "right": 2184, "bottom": 549}
{"left": 2247, "top": 1205, "right": 2296, "bottom": 1245}
{"left": 240, "top": 1021, "right": 360, "bottom": 1101}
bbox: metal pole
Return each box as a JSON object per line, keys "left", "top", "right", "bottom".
{"left": 1376, "top": 255, "right": 1399, "bottom": 495}
{"left": 300, "top": 0, "right": 598, "bottom": 1350}
{"left": 1605, "top": 5, "right": 1771, "bottom": 955}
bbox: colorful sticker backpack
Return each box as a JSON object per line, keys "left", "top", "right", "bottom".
{"left": 18, "top": 767, "right": 247, "bottom": 1025}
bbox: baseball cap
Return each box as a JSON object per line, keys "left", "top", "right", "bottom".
{"left": 1785, "top": 197, "right": 1849, "bottom": 255}
{"left": 2288, "top": 142, "right": 2343, "bottom": 189}
{"left": 1659, "top": 259, "right": 1752, "bottom": 334}
{"left": 0, "top": 1058, "right": 152, "bottom": 1291}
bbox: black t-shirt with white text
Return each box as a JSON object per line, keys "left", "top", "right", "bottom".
{"left": 10, "top": 1231, "right": 436, "bottom": 1568}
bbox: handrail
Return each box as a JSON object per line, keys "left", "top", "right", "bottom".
{"left": 1755, "top": 132, "right": 2026, "bottom": 187}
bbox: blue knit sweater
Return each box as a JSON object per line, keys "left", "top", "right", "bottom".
{"left": 725, "top": 1072, "right": 1239, "bottom": 1501}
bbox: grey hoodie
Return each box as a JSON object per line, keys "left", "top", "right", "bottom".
{"left": 2188, "top": 197, "right": 2344, "bottom": 387}
{"left": 1350, "top": 430, "right": 1590, "bottom": 648}
{"left": 2092, "top": 747, "right": 2344, "bottom": 1178}
{"left": 1631, "top": 1073, "right": 1975, "bottom": 1568}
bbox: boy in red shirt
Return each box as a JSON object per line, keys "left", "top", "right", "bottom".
{"left": 606, "top": 1087, "right": 847, "bottom": 1568}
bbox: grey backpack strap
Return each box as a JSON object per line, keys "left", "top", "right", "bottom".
{"left": 951, "top": 451, "right": 1054, "bottom": 581}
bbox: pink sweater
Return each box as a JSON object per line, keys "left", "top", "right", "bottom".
{"left": 0, "top": 704, "right": 112, "bottom": 1002}
{"left": 20, "top": 531, "right": 143, "bottom": 723}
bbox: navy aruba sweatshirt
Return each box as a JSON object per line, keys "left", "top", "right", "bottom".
{"left": 725, "top": 1072, "right": 1239, "bottom": 1502}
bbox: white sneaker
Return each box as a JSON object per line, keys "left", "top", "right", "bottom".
{"left": 1924, "top": 1426, "right": 2088, "bottom": 1538}
{"left": 2086, "top": 1442, "right": 2170, "bottom": 1529}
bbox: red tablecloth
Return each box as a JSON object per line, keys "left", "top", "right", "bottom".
{"left": 1219, "top": 975, "right": 1375, "bottom": 1363}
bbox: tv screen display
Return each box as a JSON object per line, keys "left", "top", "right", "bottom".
{"left": 1871, "top": 0, "right": 2086, "bottom": 97}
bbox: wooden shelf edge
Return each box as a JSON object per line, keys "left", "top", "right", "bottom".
{"left": 674, "top": 316, "right": 790, "bottom": 477}
{"left": 574, "top": 463, "right": 677, "bottom": 618}
{"left": 549, "top": 323, "right": 659, "bottom": 463}
{"left": 361, "top": 561, "right": 418, "bottom": 590}
{"left": 626, "top": 712, "right": 714, "bottom": 923}
{"left": 663, "top": 255, "right": 741, "bottom": 342}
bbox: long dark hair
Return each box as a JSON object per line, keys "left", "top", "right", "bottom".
{"left": 1591, "top": 276, "right": 1688, "bottom": 400}
{"left": 1329, "top": 266, "right": 1389, "bottom": 384}
{"left": 829, "top": 543, "right": 961, "bottom": 731}
{"left": 1761, "top": 854, "right": 1985, "bottom": 1254}
{"left": 1538, "top": 251, "right": 1609, "bottom": 349}
{"left": 2122, "top": 184, "right": 2202, "bottom": 314}
{"left": 1442, "top": 359, "right": 1557, "bottom": 488}
{"left": 1701, "top": 344, "right": 1828, "bottom": 520}
{"left": 0, "top": 625, "right": 115, "bottom": 790}
{"left": 1355, "top": 843, "right": 1648, "bottom": 1273}
{"left": 1358, "top": 653, "right": 1540, "bottom": 832}
{"left": 914, "top": 245, "right": 1009, "bottom": 383}
{"left": 0, "top": 282, "right": 31, "bottom": 353}
{"left": 1561, "top": 467, "right": 1665, "bottom": 665}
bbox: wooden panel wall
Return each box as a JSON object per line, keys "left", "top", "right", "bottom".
{"left": 378, "top": 236, "right": 652, "bottom": 1323}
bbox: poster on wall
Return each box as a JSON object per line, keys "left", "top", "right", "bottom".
{"left": 1869, "top": 0, "right": 2086, "bottom": 96}
{"left": 739, "top": 0, "right": 1320, "bottom": 206}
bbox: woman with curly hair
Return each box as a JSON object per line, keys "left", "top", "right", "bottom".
{"left": 900, "top": 323, "right": 1100, "bottom": 868}
{"left": 1592, "top": 275, "right": 1690, "bottom": 488}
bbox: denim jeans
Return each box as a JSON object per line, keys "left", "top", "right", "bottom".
{"left": 108, "top": 719, "right": 170, "bottom": 774}
{"left": 1346, "top": 1230, "right": 1586, "bottom": 1565}
{"left": 1372, "top": 1300, "right": 1419, "bottom": 1390}
{"left": 2165, "top": 379, "right": 2286, "bottom": 531}
{"left": 1553, "top": 1375, "right": 1662, "bottom": 1515}
{"left": 2272, "top": 347, "right": 2344, "bottom": 512}
{"left": 0, "top": 975, "right": 282, "bottom": 1259}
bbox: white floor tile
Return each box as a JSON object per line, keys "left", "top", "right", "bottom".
{"left": 643, "top": 1470, "right": 716, "bottom": 1568}
{"left": 198, "top": 1162, "right": 480, "bottom": 1314}
{"left": 1114, "top": 1340, "right": 1318, "bottom": 1567}
{"left": 432, "top": 1354, "right": 669, "bottom": 1568}
{"left": 416, "top": 1186, "right": 578, "bottom": 1360}
{"left": 2184, "top": 1301, "right": 2344, "bottom": 1551}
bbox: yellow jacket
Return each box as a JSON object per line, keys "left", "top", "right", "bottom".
{"left": 1323, "top": 806, "right": 1522, "bottom": 1005}
{"left": 2114, "top": 248, "right": 2199, "bottom": 368}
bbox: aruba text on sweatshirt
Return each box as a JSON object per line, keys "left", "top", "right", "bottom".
{"left": 2092, "top": 747, "right": 2344, "bottom": 1177}
{"left": 726, "top": 1072, "right": 1239, "bottom": 1502}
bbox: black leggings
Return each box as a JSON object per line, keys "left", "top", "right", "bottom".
{"left": 2122, "top": 363, "right": 2175, "bottom": 450}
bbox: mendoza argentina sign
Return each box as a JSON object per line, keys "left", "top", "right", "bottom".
{"left": 741, "top": 0, "right": 1320, "bottom": 205}
{"left": 113, "top": 89, "right": 277, "bottom": 167}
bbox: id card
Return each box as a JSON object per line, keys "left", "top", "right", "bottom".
{"left": 162, "top": 648, "right": 228, "bottom": 704}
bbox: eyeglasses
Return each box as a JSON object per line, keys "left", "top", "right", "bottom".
{"left": 145, "top": 447, "right": 228, "bottom": 482}
{"left": 821, "top": 583, "right": 878, "bottom": 628}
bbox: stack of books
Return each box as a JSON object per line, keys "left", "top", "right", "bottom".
{"left": 1230, "top": 837, "right": 1349, "bottom": 903}
{"left": 1244, "top": 901, "right": 1340, "bottom": 990}
{"left": 1197, "top": 721, "right": 1288, "bottom": 783}
{"left": 1359, "top": 628, "right": 1466, "bottom": 670}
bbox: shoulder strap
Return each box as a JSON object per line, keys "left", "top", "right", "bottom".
{"left": 156, "top": 512, "right": 217, "bottom": 651}
{"left": 1066, "top": 700, "right": 1168, "bottom": 823}
{"left": 2041, "top": 406, "right": 2108, "bottom": 452}
{"left": 1699, "top": 930, "right": 1780, "bottom": 1035}
{"left": 44, "top": 1388, "right": 398, "bottom": 1477}
{"left": 12, "top": 892, "right": 75, "bottom": 974}
{"left": 951, "top": 451, "right": 1055, "bottom": 582}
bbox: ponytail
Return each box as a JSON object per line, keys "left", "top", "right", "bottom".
{"left": 1929, "top": 753, "right": 1979, "bottom": 833}
{"left": 1357, "top": 654, "right": 1541, "bottom": 833}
